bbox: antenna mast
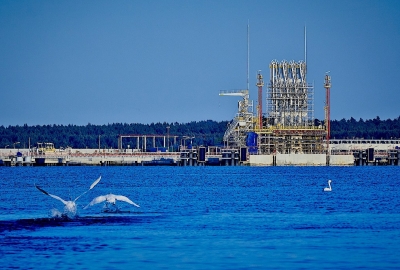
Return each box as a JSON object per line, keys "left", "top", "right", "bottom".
{"left": 304, "top": 25, "right": 307, "bottom": 78}
{"left": 247, "top": 21, "right": 250, "bottom": 91}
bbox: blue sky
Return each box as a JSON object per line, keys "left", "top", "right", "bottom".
{"left": 1, "top": 0, "right": 399, "bottom": 126}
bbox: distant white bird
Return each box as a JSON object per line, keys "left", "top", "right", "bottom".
{"left": 324, "top": 180, "right": 332, "bottom": 192}
{"left": 84, "top": 194, "right": 140, "bottom": 210}
{"left": 35, "top": 175, "right": 102, "bottom": 217}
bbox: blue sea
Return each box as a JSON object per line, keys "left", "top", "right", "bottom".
{"left": 0, "top": 166, "right": 399, "bottom": 269}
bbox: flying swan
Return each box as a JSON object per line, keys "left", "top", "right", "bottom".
{"left": 84, "top": 194, "right": 140, "bottom": 210}
{"left": 35, "top": 175, "right": 102, "bottom": 216}
{"left": 324, "top": 180, "right": 332, "bottom": 192}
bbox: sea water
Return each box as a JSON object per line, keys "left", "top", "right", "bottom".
{"left": 0, "top": 166, "right": 399, "bottom": 269}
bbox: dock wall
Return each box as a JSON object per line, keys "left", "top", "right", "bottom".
{"left": 249, "top": 155, "right": 274, "bottom": 166}
{"left": 276, "top": 154, "right": 326, "bottom": 166}
{"left": 329, "top": 155, "right": 354, "bottom": 166}
{"left": 249, "top": 154, "right": 327, "bottom": 166}
{"left": 1, "top": 148, "right": 399, "bottom": 167}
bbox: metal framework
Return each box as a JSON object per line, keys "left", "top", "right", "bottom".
{"left": 255, "top": 60, "right": 326, "bottom": 155}
{"left": 219, "top": 89, "right": 254, "bottom": 147}
{"left": 266, "top": 60, "right": 313, "bottom": 127}
{"left": 219, "top": 60, "right": 326, "bottom": 154}
{"left": 118, "top": 134, "right": 178, "bottom": 151}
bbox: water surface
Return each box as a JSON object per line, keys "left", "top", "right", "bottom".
{"left": 0, "top": 166, "right": 399, "bottom": 269}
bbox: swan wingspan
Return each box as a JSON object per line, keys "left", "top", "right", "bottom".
{"left": 115, "top": 195, "right": 140, "bottom": 207}
{"left": 84, "top": 194, "right": 140, "bottom": 209}
{"left": 35, "top": 185, "right": 68, "bottom": 205}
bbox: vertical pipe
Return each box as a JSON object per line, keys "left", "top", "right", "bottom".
{"left": 247, "top": 21, "right": 250, "bottom": 91}
{"left": 257, "top": 71, "right": 264, "bottom": 130}
{"left": 324, "top": 74, "right": 331, "bottom": 153}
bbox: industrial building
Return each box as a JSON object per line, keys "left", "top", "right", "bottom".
{"left": 218, "top": 47, "right": 400, "bottom": 165}
{"left": 220, "top": 58, "right": 332, "bottom": 163}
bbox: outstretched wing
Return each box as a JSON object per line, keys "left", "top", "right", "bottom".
{"left": 83, "top": 195, "right": 107, "bottom": 209}
{"left": 35, "top": 184, "right": 68, "bottom": 205}
{"left": 89, "top": 175, "right": 102, "bottom": 190}
{"left": 74, "top": 175, "right": 102, "bottom": 202}
{"left": 115, "top": 195, "right": 140, "bottom": 207}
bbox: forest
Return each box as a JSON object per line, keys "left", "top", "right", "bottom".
{"left": 0, "top": 120, "right": 228, "bottom": 150}
{"left": 1, "top": 116, "right": 400, "bottom": 150}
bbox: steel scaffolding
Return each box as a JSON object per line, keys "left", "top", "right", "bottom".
{"left": 255, "top": 60, "right": 326, "bottom": 155}
{"left": 219, "top": 89, "right": 254, "bottom": 147}
{"left": 220, "top": 60, "right": 326, "bottom": 155}
{"left": 266, "top": 60, "right": 313, "bottom": 127}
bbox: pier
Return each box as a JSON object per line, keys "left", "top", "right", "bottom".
{"left": 328, "top": 139, "right": 400, "bottom": 166}
{"left": 1, "top": 139, "right": 400, "bottom": 167}
{"left": 0, "top": 147, "right": 243, "bottom": 167}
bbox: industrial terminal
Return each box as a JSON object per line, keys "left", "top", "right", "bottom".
{"left": 1, "top": 31, "right": 400, "bottom": 167}
{"left": 1, "top": 63, "right": 399, "bottom": 167}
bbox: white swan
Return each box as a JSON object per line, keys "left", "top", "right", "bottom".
{"left": 35, "top": 175, "right": 102, "bottom": 217}
{"left": 324, "top": 180, "right": 332, "bottom": 192}
{"left": 84, "top": 194, "right": 140, "bottom": 210}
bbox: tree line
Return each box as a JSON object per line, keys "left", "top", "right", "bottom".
{"left": 0, "top": 120, "right": 229, "bottom": 150}
{"left": 329, "top": 116, "right": 400, "bottom": 140}
{"left": 1, "top": 116, "right": 399, "bottom": 150}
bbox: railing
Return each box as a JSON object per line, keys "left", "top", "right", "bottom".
{"left": 329, "top": 139, "right": 400, "bottom": 145}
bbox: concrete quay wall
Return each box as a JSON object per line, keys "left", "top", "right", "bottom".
{"left": 276, "top": 154, "right": 326, "bottom": 166}
{"left": 249, "top": 154, "right": 354, "bottom": 166}
{"left": 329, "top": 155, "right": 355, "bottom": 166}
{"left": 0, "top": 148, "right": 362, "bottom": 167}
{"left": 0, "top": 148, "right": 180, "bottom": 166}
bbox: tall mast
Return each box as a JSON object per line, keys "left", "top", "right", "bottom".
{"left": 247, "top": 21, "right": 250, "bottom": 91}
{"left": 304, "top": 25, "right": 307, "bottom": 78}
{"left": 256, "top": 71, "right": 264, "bottom": 129}
{"left": 324, "top": 73, "right": 331, "bottom": 152}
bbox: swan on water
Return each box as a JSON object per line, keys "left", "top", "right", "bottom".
{"left": 324, "top": 180, "right": 332, "bottom": 192}
{"left": 84, "top": 194, "right": 140, "bottom": 211}
{"left": 35, "top": 175, "right": 102, "bottom": 217}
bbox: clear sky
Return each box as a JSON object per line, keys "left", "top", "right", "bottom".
{"left": 1, "top": 0, "right": 399, "bottom": 126}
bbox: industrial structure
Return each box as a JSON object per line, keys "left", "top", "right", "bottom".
{"left": 216, "top": 44, "right": 399, "bottom": 166}
{"left": 221, "top": 59, "right": 326, "bottom": 157}
{"left": 218, "top": 26, "right": 346, "bottom": 165}
{"left": 219, "top": 89, "right": 253, "bottom": 148}
{"left": 2, "top": 27, "right": 400, "bottom": 166}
